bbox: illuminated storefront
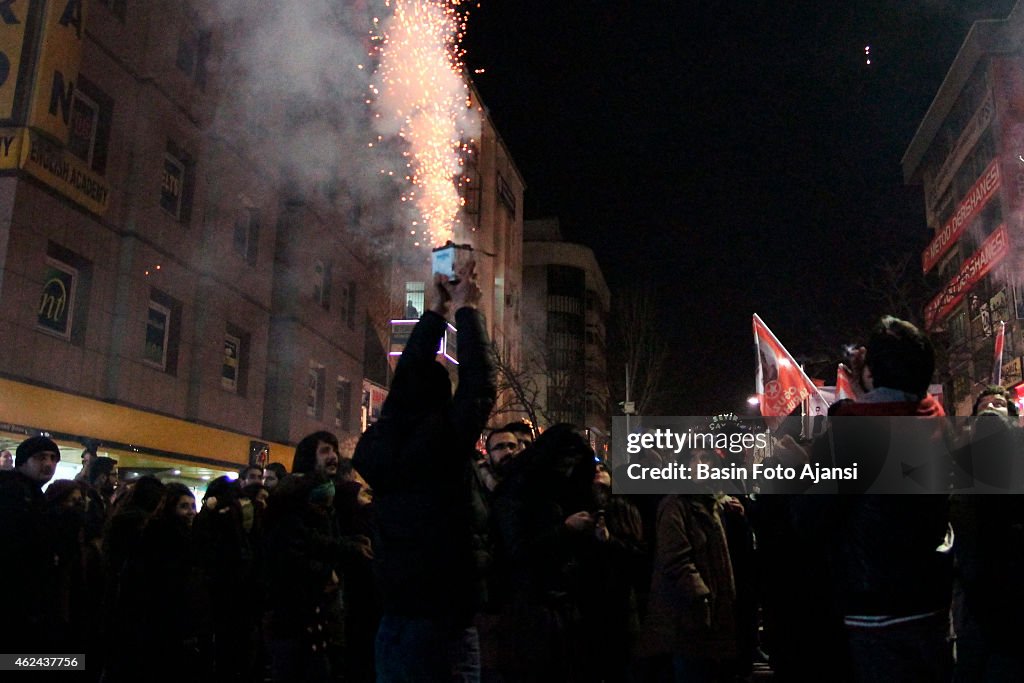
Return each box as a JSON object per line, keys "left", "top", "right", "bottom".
{"left": 0, "top": 377, "right": 291, "bottom": 492}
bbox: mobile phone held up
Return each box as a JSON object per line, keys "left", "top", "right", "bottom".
{"left": 432, "top": 241, "right": 474, "bottom": 285}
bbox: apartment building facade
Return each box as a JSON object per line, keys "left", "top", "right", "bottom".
{"left": 903, "top": 0, "right": 1024, "bottom": 415}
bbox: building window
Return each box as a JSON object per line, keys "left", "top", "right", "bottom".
{"left": 314, "top": 260, "right": 331, "bottom": 309}
{"left": 307, "top": 362, "right": 325, "bottom": 419}
{"left": 233, "top": 208, "right": 260, "bottom": 265}
{"left": 460, "top": 141, "right": 481, "bottom": 227}
{"left": 950, "top": 307, "right": 968, "bottom": 348}
{"left": 143, "top": 289, "right": 181, "bottom": 374}
{"left": 144, "top": 301, "right": 171, "bottom": 369}
{"left": 37, "top": 258, "right": 77, "bottom": 339}
{"left": 497, "top": 173, "right": 516, "bottom": 217}
{"left": 67, "top": 77, "right": 112, "bottom": 174}
{"left": 221, "top": 326, "right": 249, "bottom": 395}
{"left": 176, "top": 28, "right": 211, "bottom": 89}
{"left": 335, "top": 377, "right": 353, "bottom": 431}
{"left": 405, "top": 281, "right": 424, "bottom": 318}
{"left": 990, "top": 289, "right": 1010, "bottom": 325}
{"left": 547, "top": 265, "right": 585, "bottom": 298}
{"left": 222, "top": 333, "right": 240, "bottom": 392}
{"left": 160, "top": 142, "right": 193, "bottom": 223}
{"left": 98, "top": 0, "right": 126, "bottom": 21}
{"left": 340, "top": 281, "right": 357, "bottom": 329}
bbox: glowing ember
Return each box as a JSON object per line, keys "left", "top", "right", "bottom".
{"left": 371, "top": 0, "right": 477, "bottom": 247}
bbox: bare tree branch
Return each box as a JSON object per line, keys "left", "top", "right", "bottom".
{"left": 610, "top": 284, "right": 668, "bottom": 416}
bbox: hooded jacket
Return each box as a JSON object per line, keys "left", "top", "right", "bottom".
{"left": 353, "top": 307, "right": 496, "bottom": 619}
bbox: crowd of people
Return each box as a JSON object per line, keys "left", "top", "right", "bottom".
{"left": 2, "top": 261, "right": 1023, "bottom": 683}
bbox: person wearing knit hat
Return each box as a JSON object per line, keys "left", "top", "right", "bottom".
{"left": 0, "top": 435, "right": 61, "bottom": 651}
{"left": 15, "top": 435, "right": 60, "bottom": 486}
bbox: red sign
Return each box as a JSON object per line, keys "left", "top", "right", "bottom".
{"left": 921, "top": 159, "right": 1000, "bottom": 273}
{"left": 925, "top": 225, "right": 1010, "bottom": 330}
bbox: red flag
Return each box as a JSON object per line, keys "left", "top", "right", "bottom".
{"left": 753, "top": 314, "right": 826, "bottom": 428}
{"left": 836, "top": 363, "right": 857, "bottom": 401}
{"left": 993, "top": 320, "right": 1006, "bottom": 385}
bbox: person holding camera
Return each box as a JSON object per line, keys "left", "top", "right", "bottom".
{"left": 354, "top": 260, "right": 496, "bottom": 682}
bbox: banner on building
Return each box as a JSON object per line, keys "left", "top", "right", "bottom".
{"left": 921, "top": 158, "right": 1000, "bottom": 273}
{"left": 925, "top": 225, "right": 1010, "bottom": 330}
{"left": 924, "top": 88, "right": 994, "bottom": 226}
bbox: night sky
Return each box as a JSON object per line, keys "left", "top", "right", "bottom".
{"left": 463, "top": 1, "right": 1018, "bottom": 414}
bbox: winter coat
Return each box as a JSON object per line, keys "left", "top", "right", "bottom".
{"left": 265, "top": 502, "right": 343, "bottom": 641}
{"left": 798, "top": 396, "right": 953, "bottom": 617}
{"left": 353, "top": 307, "right": 496, "bottom": 619}
{"left": 0, "top": 471, "right": 59, "bottom": 651}
{"left": 640, "top": 494, "right": 737, "bottom": 660}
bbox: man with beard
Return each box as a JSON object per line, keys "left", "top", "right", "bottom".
{"left": 292, "top": 431, "right": 341, "bottom": 478}
{"left": 0, "top": 436, "right": 61, "bottom": 650}
{"left": 477, "top": 428, "right": 521, "bottom": 494}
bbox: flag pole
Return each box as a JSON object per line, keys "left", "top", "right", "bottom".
{"left": 993, "top": 320, "right": 1006, "bottom": 385}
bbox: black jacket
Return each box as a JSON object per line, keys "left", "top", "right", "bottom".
{"left": 797, "top": 397, "right": 953, "bottom": 617}
{"left": 0, "top": 471, "right": 58, "bottom": 650}
{"left": 354, "top": 307, "right": 496, "bottom": 619}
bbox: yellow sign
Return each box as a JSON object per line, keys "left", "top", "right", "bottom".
{"left": 0, "top": 0, "right": 31, "bottom": 120}
{"left": 0, "top": 126, "right": 23, "bottom": 168}
{"left": 20, "top": 128, "right": 109, "bottom": 213}
{"left": 27, "top": 0, "right": 87, "bottom": 143}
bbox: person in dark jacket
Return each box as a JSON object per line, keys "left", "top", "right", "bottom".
{"left": 353, "top": 260, "right": 496, "bottom": 682}
{"left": 192, "top": 475, "right": 258, "bottom": 683}
{"left": 488, "top": 423, "right": 600, "bottom": 682}
{"left": 800, "top": 316, "right": 953, "bottom": 682}
{"left": 264, "top": 474, "right": 344, "bottom": 683}
{"left": 951, "top": 386, "right": 1024, "bottom": 681}
{"left": 44, "top": 480, "right": 90, "bottom": 652}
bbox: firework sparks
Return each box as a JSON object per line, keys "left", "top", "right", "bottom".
{"left": 371, "top": 0, "right": 478, "bottom": 247}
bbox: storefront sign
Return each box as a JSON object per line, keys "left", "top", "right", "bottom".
{"left": 0, "top": 125, "right": 23, "bottom": 168}
{"left": 20, "top": 128, "right": 109, "bottom": 213}
{"left": 27, "top": 0, "right": 87, "bottom": 143}
{"left": 0, "top": 0, "right": 31, "bottom": 121}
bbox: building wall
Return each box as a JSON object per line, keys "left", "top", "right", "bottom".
{"left": 522, "top": 219, "right": 611, "bottom": 446}
{"left": 386, "top": 82, "right": 527, "bottom": 429}
{"left": 0, "top": 1, "right": 373, "bottom": 471}
{"left": 903, "top": 1, "right": 1024, "bottom": 414}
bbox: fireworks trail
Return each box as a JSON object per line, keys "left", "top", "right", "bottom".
{"left": 369, "top": 0, "right": 479, "bottom": 248}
